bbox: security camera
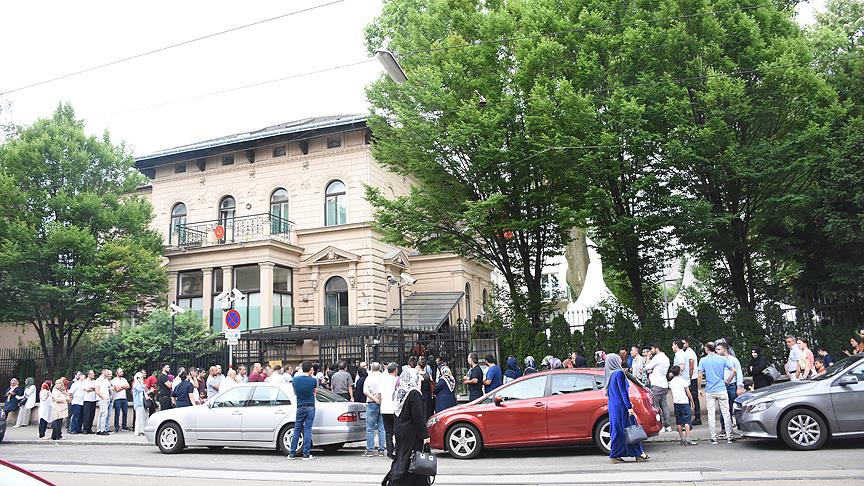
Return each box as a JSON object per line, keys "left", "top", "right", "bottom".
{"left": 232, "top": 288, "right": 247, "bottom": 301}
{"left": 169, "top": 303, "right": 186, "bottom": 316}
{"left": 214, "top": 290, "right": 230, "bottom": 303}
{"left": 400, "top": 272, "right": 417, "bottom": 286}
{"left": 387, "top": 275, "right": 399, "bottom": 286}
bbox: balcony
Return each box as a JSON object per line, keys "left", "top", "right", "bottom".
{"left": 170, "top": 213, "right": 294, "bottom": 248}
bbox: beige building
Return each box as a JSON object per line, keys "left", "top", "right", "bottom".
{"left": 134, "top": 115, "right": 492, "bottom": 360}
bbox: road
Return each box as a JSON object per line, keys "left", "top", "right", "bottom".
{"left": 3, "top": 439, "right": 863, "bottom": 485}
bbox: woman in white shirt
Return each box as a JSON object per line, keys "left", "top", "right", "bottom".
{"left": 37, "top": 381, "right": 53, "bottom": 439}
{"left": 15, "top": 377, "right": 37, "bottom": 427}
{"left": 220, "top": 369, "right": 238, "bottom": 393}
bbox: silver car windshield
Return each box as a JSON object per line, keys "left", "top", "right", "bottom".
{"left": 813, "top": 355, "right": 863, "bottom": 381}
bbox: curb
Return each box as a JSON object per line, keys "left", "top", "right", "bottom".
{"left": 3, "top": 439, "right": 151, "bottom": 447}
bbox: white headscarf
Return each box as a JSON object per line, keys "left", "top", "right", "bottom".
{"left": 603, "top": 353, "right": 624, "bottom": 394}
{"left": 395, "top": 368, "right": 421, "bottom": 417}
{"left": 439, "top": 365, "right": 455, "bottom": 393}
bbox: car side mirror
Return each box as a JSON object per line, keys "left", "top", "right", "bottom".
{"left": 494, "top": 396, "right": 504, "bottom": 406}
{"left": 836, "top": 375, "right": 859, "bottom": 387}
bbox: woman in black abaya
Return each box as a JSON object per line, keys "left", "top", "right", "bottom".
{"left": 387, "top": 368, "right": 430, "bottom": 486}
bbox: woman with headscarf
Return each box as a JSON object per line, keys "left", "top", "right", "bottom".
{"left": 523, "top": 356, "right": 538, "bottom": 375}
{"left": 37, "top": 380, "right": 53, "bottom": 439}
{"left": 434, "top": 362, "right": 457, "bottom": 413}
{"left": 748, "top": 347, "right": 773, "bottom": 389}
{"left": 132, "top": 371, "right": 149, "bottom": 436}
{"left": 503, "top": 356, "right": 522, "bottom": 383}
{"left": 354, "top": 366, "right": 368, "bottom": 403}
{"left": 604, "top": 354, "right": 649, "bottom": 463}
{"left": 50, "top": 378, "right": 71, "bottom": 440}
{"left": 387, "top": 369, "right": 430, "bottom": 486}
{"left": 540, "top": 355, "right": 554, "bottom": 370}
{"left": 549, "top": 357, "right": 562, "bottom": 370}
{"left": 15, "top": 377, "right": 37, "bottom": 427}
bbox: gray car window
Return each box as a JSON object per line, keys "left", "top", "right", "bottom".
{"left": 247, "top": 386, "right": 291, "bottom": 407}
{"left": 551, "top": 373, "right": 595, "bottom": 395}
{"left": 213, "top": 387, "right": 250, "bottom": 408}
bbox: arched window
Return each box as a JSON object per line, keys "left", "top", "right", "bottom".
{"left": 270, "top": 188, "right": 290, "bottom": 234}
{"left": 170, "top": 203, "right": 187, "bottom": 245}
{"left": 482, "top": 288, "right": 489, "bottom": 309}
{"left": 465, "top": 283, "right": 472, "bottom": 325}
{"left": 324, "top": 276, "right": 349, "bottom": 326}
{"left": 219, "top": 196, "right": 236, "bottom": 224}
{"left": 324, "top": 180, "right": 347, "bottom": 226}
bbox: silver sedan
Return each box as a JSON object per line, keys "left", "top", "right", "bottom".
{"left": 144, "top": 382, "right": 366, "bottom": 454}
{"left": 735, "top": 355, "right": 864, "bottom": 450}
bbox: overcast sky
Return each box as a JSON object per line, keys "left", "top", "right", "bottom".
{"left": 0, "top": 0, "right": 824, "bottom": 157}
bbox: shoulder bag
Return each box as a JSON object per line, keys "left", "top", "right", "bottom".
{"left": 762, "top": 365, "right": 781, "bottom": 381}
{"left": 624, "top": 415, "right": 648, "bottom": 445}
{"left": 409, "top": 443, "right": 437, "bottom": 481}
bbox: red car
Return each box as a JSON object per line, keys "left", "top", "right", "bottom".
{"left": 427, "top": 369, "right": 661, "bottom": 459}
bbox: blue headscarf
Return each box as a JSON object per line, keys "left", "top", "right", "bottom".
{"left": 504, "top": 356, "right": 522, "bottom": 380}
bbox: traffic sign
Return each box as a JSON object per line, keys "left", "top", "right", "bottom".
{"left": 225, "top": 309, "right": 241, "bottom": 329}
{"left": 214, "top": 225, "right": 225, "bottom": 239}
{"left": 224, "top": 330, "right": 240, "bottom": 340}
{"left": 227, "top": 338, "right": 239, "bottom": 346}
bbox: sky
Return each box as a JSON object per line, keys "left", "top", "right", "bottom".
{"left": 0, "top": 0, "right": 825, "bottom": 157}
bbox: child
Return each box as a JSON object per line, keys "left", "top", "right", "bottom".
{"left": 669, "top": 365, "right": 697, "bottom": 446}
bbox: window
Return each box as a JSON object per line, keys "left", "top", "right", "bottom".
{"left": 247, "top": 386, "right": 291, "bottom": 407}
{"left": 270, "top": 188, "right": 290, "bottom": 234}
{"left": 550, "top": 373, "right": 595, "bottom": 396}
{"left": 170, "top": 203, "right": 187, "bottom": 245}
{"left": 273, "top": 266, "right": 293, "bottom": 327}
{"left": 218, "top": 196, "right": 236, "bottom": 240}
{"left": 212, "top": 387, "right": 251, "bottom": 408}
{"left": 326, "top": 136, "right": 342, "bottom": 149}
{"left": 541, "top": 273, "right": 561, "bottom": 300}
{"left": 174, "top": 163, "right": 186, "bottom": 174}
{"left": 222, "top": 155, "right": 235, "bottom": 166}
{"left": 213, "top": 268, "right": 224, "bottom": 294}
{"left": 324, "top": 180, "right": 347, "bottom": 226}
{"left": 272, "top": 145, "right": 287, "bottom": 157}
{"left": 482, "top": 288, "right": 489, "bottom": 309}
{"left": 465, "top": 283, "right": 472, "bottom": 324}
{"left": 233, "top": 265, "right": 261, "bottom": 331}
{"left": 177, "top": 271, "right": 203, "bottom": 318}
{"left": 324, "top": 276, "right": 349, "bottom": 326}
{"left": 364, "top": 130, "right": 371, "bottom": 145}
{"left": 492, "top": 376, "right": 547, "bottom": 403}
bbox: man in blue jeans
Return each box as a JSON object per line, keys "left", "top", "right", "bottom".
{"left": 362, "top": 362, "right": 386, "bottom": 456}
{"left": 288, "top": 361, "right": 317, "bottom": 460}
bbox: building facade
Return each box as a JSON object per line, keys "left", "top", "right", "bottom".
{"left": 134, "top": 115, "right": 493, "bottom": 344}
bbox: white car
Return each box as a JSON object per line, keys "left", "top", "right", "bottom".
{"left": 144, "top": 382, "right": 366, "bottom": 454}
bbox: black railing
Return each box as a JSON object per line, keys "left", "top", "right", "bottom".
{"left": 171, "top": 213, "right": 294, "bottom": 247}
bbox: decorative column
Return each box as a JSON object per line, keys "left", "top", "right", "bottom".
{"left": 201, "top": 268, "right": 214, "bottom": 328}
{"left": 259, "top": 262, "right": 275, "bottom": 328}
{"left": 166, "top": 271, "right": 178, "bottom": 305}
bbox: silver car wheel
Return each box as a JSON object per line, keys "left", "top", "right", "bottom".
{"left": 448, "top": 426, "right": 477, "bottom": 457}
{"left": 788, "top": 414, "right": 821, "bottom": 447}
{"left": 599, "top": 421, "right": 612, "bottom": 452}
{"left": 159, "top": 427, "right": 178, "bottom": 450}
{"left": 283, "top": 426, "right": 303, "bottom": 452}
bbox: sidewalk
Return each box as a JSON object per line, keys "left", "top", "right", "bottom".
{"left": 2, "top": 418, "right": 733, "bottom": 447}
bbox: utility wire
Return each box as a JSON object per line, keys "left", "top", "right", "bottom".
{"left": 0, "top": 0, "right": 346, "bottom": 96}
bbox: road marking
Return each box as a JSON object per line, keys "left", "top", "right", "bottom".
{"left": 17, "top": 464, "right": 864, "bottom": 484}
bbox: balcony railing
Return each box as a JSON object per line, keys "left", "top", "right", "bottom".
{"left": 170, "top": 213, "right": 293, "bottom": 248}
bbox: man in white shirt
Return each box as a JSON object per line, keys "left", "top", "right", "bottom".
{"left": 379, "top": 362, "right": 399, "bottom": 459}
{"left": 82, "top": 370, "right": 98, "bottom": 434}
{"left": 646, "top": 343, "right": 672, "bottom": 432}
{"left": 68, "top": 372, "right": 85, "bottom": 434}
{"left": 362, "top": 362, "right": 386, "bottom": 456}
{"left": 682, "top": 339, "right": 701, "bottom": 426}
{"left": 785, "top": 335, "right": 802, "bottom": 381}
{"left": 111, "top": 368, "right": 131, "bottom": 432}
{"left": 95, "top": 369, "right": 113, "bottom": 435}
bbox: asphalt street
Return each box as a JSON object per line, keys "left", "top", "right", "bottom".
{"left": 2, "top": 438, "right": 863, "bottom": 485}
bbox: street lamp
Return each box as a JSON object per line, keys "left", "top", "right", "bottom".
{"left": 375, "top": 49, "right": 408, "bottom": 84}
{"left": 388, "top": 272, "right": 417, "bottom": 365}
{"left": 169, "top": 303, "right": 186, "bottom": 369}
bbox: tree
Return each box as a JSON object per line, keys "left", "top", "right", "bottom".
{"left": 547, "top": 314, "right": 572, "bottom": 360}
{"left": 664, "top": 1, "right": 842, "bottom": 310}
{"left": 364, "top": 0, "right": 592, "bottom": 328}
{"left": 0, "top": 104, "right": 166, "bottom": 377}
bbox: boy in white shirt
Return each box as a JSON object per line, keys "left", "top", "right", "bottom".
{"left": 669, "top": 365, "right": 697, "bottom": 446}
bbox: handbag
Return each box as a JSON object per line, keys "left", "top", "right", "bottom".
{"left": 409, "top": 444, "right": 437, "bottom": 478}
{"left": 762, "top": 365, "right": 781, "bottom": 381}
{"left": 624, "top": 416, "right": 648, "bottom": 445}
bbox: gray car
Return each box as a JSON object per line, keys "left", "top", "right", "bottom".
{"left": 735, "top": 354, "right": 864, "bottom": 450}
{"left": 144, "top": 382, "right": 366, "bottom": 454}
